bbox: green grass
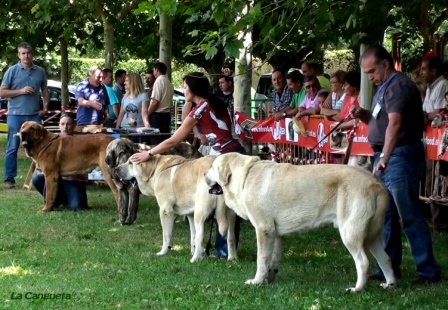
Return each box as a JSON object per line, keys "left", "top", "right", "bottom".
{"left": 0, "top": 133, "right": 447, "bottom": 310}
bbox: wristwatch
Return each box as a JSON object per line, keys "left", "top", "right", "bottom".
{"left": 379, "top": 153, "right": 389, "bottom": 160}
{"left": 147, "top": 150, "right": 153, "bottom": 156}
{"left": 282, "top": 112, "right": 287, "bottom": 118}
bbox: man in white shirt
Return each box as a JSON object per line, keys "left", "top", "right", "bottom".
{"left": 421, "top": 57, "right": 448, "bottom": 122}
{"left": 148, "top": 62, "right": 174, "bottom": 144}
{"left": 420, "top": 56, "right": 448, "bottom": 229}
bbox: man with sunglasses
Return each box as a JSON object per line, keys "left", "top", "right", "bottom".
{"left": 295, "top": 76, "right": 322, "bottom": 119}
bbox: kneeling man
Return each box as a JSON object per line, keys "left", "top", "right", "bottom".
{"left": 32, "top": 115, "right": 89, "bottom": 211}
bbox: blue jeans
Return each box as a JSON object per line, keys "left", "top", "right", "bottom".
{"left": 374, "top": 141, "right": 441, "bottom": 279}
{"left": 4, "top": 115, "right": 41, "bottom": 183}
{"left": 32, "top": 173, "right": 88, "bottom": 211}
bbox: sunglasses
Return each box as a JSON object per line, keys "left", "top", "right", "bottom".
{"left": 305, "top": 83, "right": 319, "bottom": 89}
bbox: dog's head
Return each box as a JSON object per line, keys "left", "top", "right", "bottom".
{"left": 115, "top": 159, "right": 138, "bottom": 183}
{"left": 105, "top": 138, "right": 140, "bottom": 169}
{"left": 15, "top": 121, "right": 47, "bottom": 150}
{"left": 205, "top": 153, "right": 259, "bottom": 195}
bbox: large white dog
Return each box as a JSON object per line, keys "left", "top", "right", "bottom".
{"left": 115, "top": 155, "right": 237, "bottom": 262}
{"left": 204, "top": 153, "right": 395, "bottom": 292}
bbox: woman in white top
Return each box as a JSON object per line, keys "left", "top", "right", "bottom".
{"left": 116, "top": 73, "right": 150, "bottom": 129}
{"left": 320, "top": 70, "right": 346, "bottom": 120}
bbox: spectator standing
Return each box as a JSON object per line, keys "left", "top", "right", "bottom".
{"left": 420, "top": 56, "right": 448, "bottom": 229}
{"left": 116, "top": 73, "right": 150, "bottom": 129}
{"left": 32, "top": 115, "right": 89, "bottom": 210}
{"left": 301, "top": 60, "right": 331, "bottom": 90}
{"left": 113, "top": 69, "right": 126, "bottom": 103}
{"left": 102, "top": 68, "right": 120, "bottom": 128}
{"left": 351, "top": 46, "right": 441, "bottom": 284}
{"left": 148, "top": 62, "right": 174, "bottom": 144}
{"left": 75, "top": 65, "right": 107, "bottom": 127}
{"left": 421, "top": 57, "right": 448, "bottom": 123}
{"left": 270, "top": 70, "right": 293, "bottom": 114}
{"left": 1, "top": 42, "right": 49, "bottom": 189}
{"left": 145, "top": 70, "right": 156, "bottom": 99}
{"left": 214, "top": 75, "right": 234, "bottom": 117}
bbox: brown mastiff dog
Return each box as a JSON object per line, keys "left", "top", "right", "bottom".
{"left": 16, "top": 121, "right": 119, "bottom": 212}
{"left": 105, "top": 138, "right": 202, "bottom": 225}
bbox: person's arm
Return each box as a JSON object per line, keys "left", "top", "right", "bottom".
{"left": 141, "top": 98, "right": 150, "bottom": 128}
{"left": 39, "top": 86, "right": 50, "bottom": 117}
{"left": 299, "top": 107, "right": 318, "bottom": 117}
{"left": 350, "top": 107, "right": 371, "bottom": 124}
{"left": 148, "top": 98, "right": 160, "bottom": 117}
{"left": 321, "top": 92, "right": 332, "bottom": 109}
{"left": 320, "top": 107, "right": 339, "bottom": 118}
{"left": 272, "top": 107, "right": 293, "bottom": 121}
{"left": 112, "top": 104, "right": 120, "bottom": 122}
{"left": 0, "top": 85, "right": 36, "bottom": 98}
{"left": 115, "top": 102, "right": 125, "bottom": 129}
{"left": 131, "top": 117, "right": 197, "bottom": 163}
{"left": 373, "top": 112, "right": 401, "bottom": 174}
{"left": 427, "top": 109, "right": 443, "bottom": 121}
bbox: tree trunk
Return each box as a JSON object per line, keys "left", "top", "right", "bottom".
{"left": 159, "top": 14, "right": 173, "bottom": 80}
{"left": 234, "top": 20, "right": 252, "bottom": 153}
{"left": 359, "top": 44, "right": 373, "bottom": 110}
{"left": 104, "top": 17, "right": 114, "bottom": 70}
{"left": 60, "top": 36, "right": 69, "bottom": 108}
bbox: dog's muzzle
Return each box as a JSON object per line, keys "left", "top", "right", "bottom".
{"left": 208, "top": 183, "right": 223, "bottom": 195}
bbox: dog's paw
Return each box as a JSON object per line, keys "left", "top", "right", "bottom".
{"left": 245, "top": 278, "right": 264, "bottom": 285}
{"left": 156, "top": 247, "right": 171, "bottom": 256}
{"left": 380, "top": 282, "right": 395, "bottom": 290}
{"left": 38, "top": 207, "right": 51, "bottom": 213}
{"left": 345, "top": 287, "right": 363, "bottom": 293}
{"left": 227, "top": 255, "right": 238, "bottom": 261}
{"left": 190, "top": 255, "right": 204, "bottom": 263}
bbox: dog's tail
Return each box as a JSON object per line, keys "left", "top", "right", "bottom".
{"left": 366, "top": 183, "right": 389, "bottom": 240}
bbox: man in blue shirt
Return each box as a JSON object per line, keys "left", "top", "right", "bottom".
{"left": 0, "top": 42, "right": 49, "bottom": 189}
{"left": 75, "top": 65, "right": 107, "bottom": 126}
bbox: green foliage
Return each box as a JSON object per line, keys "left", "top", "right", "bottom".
{"left": 324, "top": 50, "right": 358, "bottom": 75}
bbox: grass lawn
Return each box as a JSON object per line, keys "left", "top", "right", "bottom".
{"left": 0, "top": 133, "right": 447, "bottom": 310}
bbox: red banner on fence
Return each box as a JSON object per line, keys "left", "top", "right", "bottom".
{"left": 234, "top": 112, "right": 448, "bottom": 160}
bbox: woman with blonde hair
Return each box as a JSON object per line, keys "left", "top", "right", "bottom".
{"left": 116, "top": 73, "right": 150, "bottom": 129}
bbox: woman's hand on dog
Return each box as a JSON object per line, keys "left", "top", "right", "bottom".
{"left": 130, "top": 150, "right": 151, "bottom": 164}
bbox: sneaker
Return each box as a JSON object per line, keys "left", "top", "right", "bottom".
{"left": 4, "top": 180, "right": 15, "bottom": 189}
{"left": 412, "top": 275, "right": 441, "bottom": 284}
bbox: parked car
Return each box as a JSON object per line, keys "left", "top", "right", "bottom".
{"left": 0, "top": 80, "right": 77, "bottom": 127}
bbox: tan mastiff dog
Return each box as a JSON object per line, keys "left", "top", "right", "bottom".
{"left": 204, "top": 153, "right": 395, "bottom": 292}
{"left": 105, "top": 138, "right": 202, "bottom": 225}
{"left": 114, "top": 155, "right": 237, "bottom": 262}
{"left": 16, "top": 121, "right": 119, "bottom": 212}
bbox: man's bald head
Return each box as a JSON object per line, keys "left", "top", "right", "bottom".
{"left": 59, "top": 116, "right": 75, "bottom": 136}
